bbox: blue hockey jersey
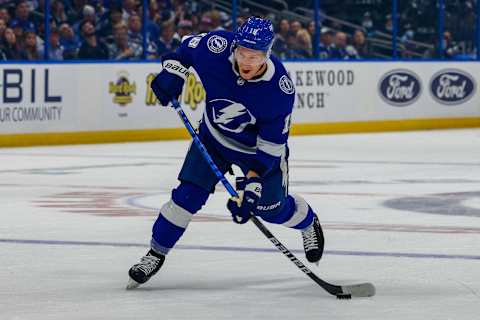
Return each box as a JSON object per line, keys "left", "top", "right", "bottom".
{"left": 173, "top": 30, "right": 295, "bottom": 176}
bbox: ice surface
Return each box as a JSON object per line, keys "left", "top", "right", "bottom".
{"left": 1, "top": 129, "right": 480, "bottom": 320}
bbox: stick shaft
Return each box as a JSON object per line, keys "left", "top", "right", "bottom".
{"left": 170, "top": 98, "right": 374, "bottom": 297}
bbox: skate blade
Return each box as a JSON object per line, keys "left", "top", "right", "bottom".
{"left": 126, "top": 278, "right": 141, "bottom": 290}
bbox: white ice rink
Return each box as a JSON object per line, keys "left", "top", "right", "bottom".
{"left": 1, "top": 129, "right": 480, "bottom": 320}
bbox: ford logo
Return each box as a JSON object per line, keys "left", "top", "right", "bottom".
{"left": 378, "top": 69, "right": 422, "bottom": 106}
{"left": 430, "top": 69, "right": 476, "bottom": 105}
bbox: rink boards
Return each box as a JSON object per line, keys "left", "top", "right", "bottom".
{"left": 0, "top": 61, "right": 479, "bottom": 147}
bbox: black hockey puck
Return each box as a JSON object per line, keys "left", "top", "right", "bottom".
{"left": 336, "top": 294, "right": 352, "bottom": 300}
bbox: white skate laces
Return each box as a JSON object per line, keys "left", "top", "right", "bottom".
{"left": 302, "top": 222, "right": 319, "bottom": 251}
{"left": 132, "top": 255, "right": 162, "bottom": 275}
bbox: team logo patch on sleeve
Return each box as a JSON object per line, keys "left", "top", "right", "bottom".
{"left": 187, "top": 36, "right": 202, "bottom": 48}
{"left": 207, "top": 35, "right": 228, "bottom": 53}
{"left": 279, "top": 75, "right": 295, "bottom": 94}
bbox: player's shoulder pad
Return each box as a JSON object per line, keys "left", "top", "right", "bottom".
{"left": 204, "top": 30, "right": 234, "bottom": 55}
{"left": 181, "top": 33, "right": 207, "bottom": 49}
{"left": 183, "top": 30, "right": 234, "bottom": 55}
{"left": 266, "top": 56, "right": 295, "bottom": 116}
{"left": 270, "top": 55, "right": 295, "bottom": 96}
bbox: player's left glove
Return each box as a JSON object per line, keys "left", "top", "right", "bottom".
{"left": 227, "top": 176, "right": 262, "bottom": 224}
{"left": 151, "top": 58, "right": 189, "bottom": 106}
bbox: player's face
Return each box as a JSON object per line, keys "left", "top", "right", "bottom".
{"left": 235, "top": 46, "right": 267, "bottom": 80}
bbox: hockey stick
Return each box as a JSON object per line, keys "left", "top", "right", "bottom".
{"left": 170, "top": 98, "right": 375, "bottom": 299}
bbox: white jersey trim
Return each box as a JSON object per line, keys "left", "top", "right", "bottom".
{"left": 283, "top": 194, "right": 309, "bottom": 228}
{"left": 257, "top": 137, "right": 285, "bottom": 157}
{"left": 160, "top": 199, "right": 193, "bottom": 229}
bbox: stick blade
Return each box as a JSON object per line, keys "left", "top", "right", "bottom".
{"left": 341, "top": 282, "right": 376, "bottom": 297}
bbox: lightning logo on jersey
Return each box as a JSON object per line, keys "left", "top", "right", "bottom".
{"left": 211, "top": 99, "right": 256, "bottom": 133}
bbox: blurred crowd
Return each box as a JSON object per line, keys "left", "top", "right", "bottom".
{"left": 0, "top": 0, "right": 476, "bottom": 61}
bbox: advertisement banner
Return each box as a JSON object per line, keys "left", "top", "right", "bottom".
{"left": 0, "top": 65, "right": 75, "bottom": 133}
{"left": 0, "top": 62, "right": 479, "bottom": 145}
{"left": 287, "top": 62, "right": 480, "bottom": 123}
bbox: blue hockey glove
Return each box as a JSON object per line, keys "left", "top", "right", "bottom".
{"left": 151, "top": 59, "right": 189, "bottom": 106}
{"left": 227, "top": 176, "right": 262, "bottom": 224}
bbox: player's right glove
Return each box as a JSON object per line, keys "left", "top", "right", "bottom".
{"left": 227, "top": 176, "right": 262, "bottom": 224}
{"left": 151, "top": 57, "right": 189, "bottom": 106}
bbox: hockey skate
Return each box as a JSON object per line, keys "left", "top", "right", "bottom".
{"left": 301, "top": 215, "right": 325, "bottom": 264}
{"left": 126, "top": 249, "right": 165, "bottom": 290}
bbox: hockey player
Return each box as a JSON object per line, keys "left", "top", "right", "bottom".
{"left": 127, "top": 16, "right": 325, "bottom": 289}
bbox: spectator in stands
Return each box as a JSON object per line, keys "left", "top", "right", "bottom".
{"left": 209, "top": 10, "right": 225, "bottom": 31}
{"left": 352, "top": 29, "right": 369, "bottom": 58}
{"left": 23, "top": 29, "right": 42, "bottom": 60}
{"left": 443, "top": 31, "right": 460, "bottom": 59}
{"left": 277, "top": 19, "right": 290, "bottom": 39}
{"left": 400, "top": 24, "right": 415, "bottom": 43}
{"left": 0, "top": 18, "right": 6, "bottom": 40}
{"left": 40, "top": 28, "right": 64, "bottom": 60}
{"left": 72, "top": 4, "right": 98, "bottom": 36}
{"left": 235, "top": 16, "right": 247, "bottom": 29}
{"left": 198, "top": 14, "right": 213, "bottom": 33}
{"left": 67, "top": 0, "right": 88, "bottom": 24}
{"left": 307, "top": 20, "right": 317, "bottom": 48}
{"left": 108, "top": 22, "right": 142, "bottom": 60}
{"left": 219, "top": 11, "right": 232, "bottom": 31}
{"left": 98, "top": 7, "right": 123, "bottom": 41}
{"left": 399, "top": 24, "right": 416, "bottom": 58}
{"left": 51, "top": 0, "right": 68, "bottom": 26}
{"left": 318, "top": 27, "right": 334, "bottom": 59}
{"left": 1, "top": 27, "right": 25, "bottom": 60}
{"left": 382, "top": 14, "right": 393, "bottom": 34}
{"left": 10, "top": 1, "right": 36, "bottom": 32}
{"left": 145, "top": 0, "right": 161, "bottom": 42}
{"left": 272, "top": 19, "right": 290, "bottom": 59}
{"left": 59, "top": 23, "right": 80, "bottom": 59}
{"left": 10, "top": 21, "right": 23, "bottom": 42}
{"left": 284, "top": 31, "right": 300, "bottom": 58}
{"left": 330, "top": 31, "right": 359, "bottom": 59}
{"left": 361, "top": 12, "right": 374, "bottom": 36}
{"left": 296, "top": 28, "right": 312, "bottom": 58}
{"left": 290, "top": 20, "right": 302, "bottom": 36}
{"left": 156, "top": 21, "right": 180, "bottom": 56}
{"left": 0, "top": 8, "right": 11, "bottom": 26}
{"left": 122, "top": 0, "right": 138, "bottom": 23}
{"left": 283, "top": 30, "right": 310, "bottom": 59}
{"left": 128, "top": 14, "right": 143, "bottom": 46}
{"left": 127, "top": 14, "right": 159, "bottom": 59}
{"left": 176, "top": 19, "right": 193, "bottom": 40}
{"left": 172, "top": 0, "right": 188, "bottom": 22}
{"left": 78, "top": 20, "right": 109, "bottom": 59}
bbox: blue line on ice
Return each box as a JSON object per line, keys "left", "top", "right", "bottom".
{"left": 1, "top": 238, "right": 479, "bottom": 261}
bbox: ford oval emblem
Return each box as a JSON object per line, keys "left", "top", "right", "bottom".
{"left": 429, "top": 69, "right": 476, "bottom": 105}
{"left": 378, "top": 69, "right": 422, "bottom": 107}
